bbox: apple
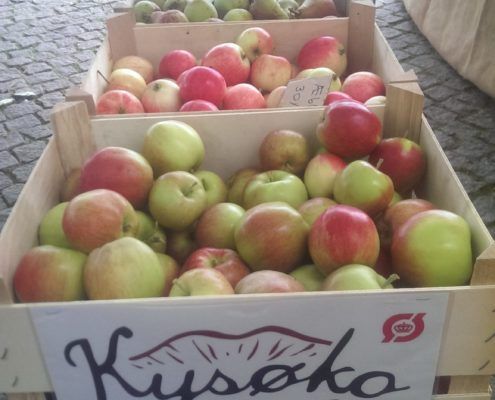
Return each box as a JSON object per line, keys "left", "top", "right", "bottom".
{"left": 193, "top": 170, "right": 228, "bottom": 208}
{"left": 181, "top": 247, "right": 251, "bottom": 288}
{"left": 60, "top": 168, "right": 81, "bottom": 202}
{"left": 158, "top": 50, "right": 197, "bottom": 81}
{"left": 106, "top": 68, "right": 147, "bottom": 99}
{"left": 290, "top": 264, "right": 325, "bottom": 291}
{"left": 264, "top": 86, "right": 286, "bottom": 108}
{"left": 135, "top": 211, "right": 167, "bottom": 253}
{"left": 148, "top": 171, "right": 207, "bottom": 231}
{"left": 309, "top": 205, "right": 380, "bottom": 275}
{"left": 78, "top": 146, "right": 154, "bottom": 209}
{"left": 214, "top": 0, "right": 249, "bottom": 18}
{"left": 391, "top": 210, "right": 473, "bottom": 287}
{"left": 166, "top": 229, "right": 198, "bottom": 264}
{"left": 243, "top": 170, "right": 308, "bottom": 209}
{"left": 222, "top": 83, "right": 266, "bottom": 110}
{"left": 223, "top": 8, "right": 252, "bottom": 20}
{"left": 14, "top": 245, "right": 87, "bottom": 302}
{"left": 297, "top": 36, "right": 347, "bottom": 77}
{"left": 303, "top": 152, "right": 346, "bottom": 198}
{"left": 180, "top": 99, "right": 219, "bottom": 112}
{"left": 134, "top": 0, "right": 161, "bottom": 23}
{"left": 316, "top": 100, "right": 382, "bottom": 159}
{"left": 152, "top": 9, "right": 189, "bottom": 22}
{"left": 324, "top": 91, "right": 354, "bottom": 106}
{"left": 296, "top": 67, "right": 342, "bottom": 92}
{"left": 365, "top": 95, "right": 386, "bottom": 106}
{"left": 321, "top": 264, "right": 398, "bottom": 291}
{"left": 333, "top": 160, "right": 394, "bottom": 217}
{"left": 38, "top": 202, "right": 72, "bottom": 249}
{"left": 297, "top": 197, "right": 337, "bottom": 227}
{"left": 84, "top": 237, "right": 165, "bottom": 300}
{"left": 226, "top": 167, "right": 259, "bottom": 205}
{"left": 195, "top": 202, "right": 245, "bottom": 249}
{"left": 141, "top": 79, "right": 182, "bottom": 113}
{"left": 259, "top": 129, "right": 310, "bottom": 176}
{"left": 142, "top": 120, "right": 205, "bottom": 177}
{"left": 374, "top": 246, "right": 394, "bottom": 278}
{"left": 156, "top": 253, "right": 180, "bottom": 296}
{"left": 368, "top": 137, "right": 426, "bottom": 195}
{"left": 341, "top": 71, "right": 386, "bottom": 103}
{"left": 63, "top": 189, "right": 139, "bottom": 253}
{"left": 234, "top": 202, "right": 309, "bottom": 273}
{"left": 178, "top": 66, "right": 227, "bottom": 108}
{"left": 235, "top": 27, "right": 274, "bottom": 62}
{"left": 95, "top": 90, "right": 144, "bottom": 115}
{"left": 169, "top": 268, "right": 234, "bottom": 296}
{"left": 202, "top": 43, "right": 250, "bottom": 87}
{"left": 235, "top": 270, "right": 305, "bottom": 294}
{"left": 250, "top": 54, "right": 292, "bottom": 93}
{"left": 113, "top": 55, "right": 154, "bottom": 83}
{"left": 184, "top": 0, "right": 218, "bottom": 22}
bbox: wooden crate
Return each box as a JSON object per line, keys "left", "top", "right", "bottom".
{"left": 68, "top": 0, "right": 416, "bottom": 115}
{"left": 0, "top": 82, "right": 493, "bottom": 399}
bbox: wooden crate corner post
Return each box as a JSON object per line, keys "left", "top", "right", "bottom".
{"left": 106, "top": 11, "right": 138, "bottom": 63}
{"left": 347, "top": 0, "right": 376, "bottom": 74}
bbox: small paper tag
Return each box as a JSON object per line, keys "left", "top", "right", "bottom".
{"left": 280, "top": 75, "right": 333, "bottom": 107}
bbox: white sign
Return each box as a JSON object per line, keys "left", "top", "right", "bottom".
{"left": 280, "top": 76, "right": 332, "bottom": 107}
{"left": 30, "top": 292, "right": 448, "bottom": 400}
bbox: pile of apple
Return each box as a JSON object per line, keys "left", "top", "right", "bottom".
{"left": 134, "top": 0, "right": 340, "bottom": 24}
{"left": 96, "top": 27, "right": 386, "bottom": 115}
{"left": 14, "top": 98, "right": 474, "bottom": 303}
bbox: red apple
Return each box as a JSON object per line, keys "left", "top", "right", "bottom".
{"left": 341, "top": 71, "right": 386, "bottom": 103}
{"left": 235, "top": 270, "right": 305, "bottom": 294}
{"left": 169, "top": 268, "right": 234, "bottom": 296}
{"left": 235, "top": 27, "right": 274, "bottom": 62}
{"left": 303, "top": 152, "right": 346, "bottom": 198}
{"left": 95, "top": 90, "right": 144, "bottom": 115}
{"left": 158, "top": 49, "right": 197, "bottom": 81}
{"left": 250, "top": 54, "right": 292, "bottom": 93}
{"left": 181, "top": 247, "right": 251, "bottom": 288}
{"left": 113, "top": 55, "right": 154, "bottom": 83}
{"left": 106, "top": 68, "right": 147, "bottom": 99}
{"left": 178, "top": 66, "right": 227, "bottom": 108}
{"left": 78, "top": 147, "right": 154, "bottom": 209}
{"left": 202, "top": 43, "right": 250, "bottom": 86}
{"left": 309, "top": 205, "right": 380, "bottom": 275}
{"left": 297, "top": 197, "right": 337, "bottom": 227}
{"left": 140, "top": 79, "right": 182, "bottom": 113}
{"left": 324, "top": 91, "right": 354, "bottom": 106}
{"left": 180, "top": 99, "right": 219, "bottom": 112}
{"left": 222, "top": 83, "right": 266, "bottom": 110}
{"left": 297, "top": 36, "right": 347, "bottom": 77}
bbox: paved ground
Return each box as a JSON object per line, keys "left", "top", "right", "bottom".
{"left": 0, "top": 0, "right": 494, "bottom": 397}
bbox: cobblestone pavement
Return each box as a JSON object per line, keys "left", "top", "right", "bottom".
{"left": 0, "top": 0, "right": 494, "bottom": 397}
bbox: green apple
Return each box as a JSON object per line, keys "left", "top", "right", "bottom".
{"left": 321, "top": 264, "right": 398, "bottom": 291}
{"left": 290, "top": 264, "right": 325, "bottom": 291}
{"left": 169, "top": 268, "right": 234, "bottom": 296}
{"left": 184, "top": 0, "right": 218, "bottom": 21}
{"left": 226, "top": 167, "right": 259, "bottom": 205}
{"left": 135, "top": 211, "right": 167, "bottom": 253}
{"left": 38, "top": 202, "right": 72, "bottom": 249}
{"left": 214, "top": 0, "right": 249, "bottom": 17}
{"left": 296, "top": 67, "right": 341, "bottom": 91}
{"left": 134, "top": 0, "right": 161, "bottom": 23}
{"left": 235, "top": 27, "right": 274, "bottom": 62}
{"left": 243, "top": 170, "right": 308, "bottom": 209}
{"left": 162, "top": 0, "right": 187, "bottom": 10}
{"left": 297, "top": 197, "right": 337, "bottom": 227}
{"left": 141, "top": 120, "right": 205, "bottom": 178}
{"left": 223, "top": 8, "right": 252, "bottom": 20}
{"left": 303, "top": 152, "right": 346, "bottom": 198}
{"left": 156, "top": 253, "right": 180, "bottom": 296}
{"left": 149, "top": 171, "right": 207, "bottom": 231}
{"left": 194, "top": 170, "right": 228, "bottom": 208}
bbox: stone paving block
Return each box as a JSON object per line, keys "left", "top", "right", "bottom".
{"left": 0, "top": 151, "right": 19, "bottom": 169}
{"left": 424, "top": 85, "right": 459, "bottom": 102}
{"left": 2, "top": 183, "right": 24, "bottom": 207}
{"left": 0, "top": 207, "right": 12, "bottom": 231}
{"left": 472, "top": 190, "right": 495, "bottom": 225}
{"left": 22, "top": 62, "right": 52, "bottom": 75}
{"left": 0, "top": 131, "right": 25, "bottom": 151}
{"left": 18, "top": 124, "right": 52, "bottom": 140}
{"left": 5, "top": 114, "right": 41, "bottom": 131}
{"left": 0, "top": 172, "right": 13, "bottom": 190}
{"left": 464, "top": 108, "right": 495, "bottom": 130}
{"left": 11, "top": 160, "right": 36, "bottom": 183}
{"left": 2, "top": 101, "right": 43, "bottom": 120}
{"left": 12, "top": 140, "right": 46, "bottom": 163}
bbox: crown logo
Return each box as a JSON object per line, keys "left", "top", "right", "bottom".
{"left": 393, "top": 321, "right": 414, "bottom": 334}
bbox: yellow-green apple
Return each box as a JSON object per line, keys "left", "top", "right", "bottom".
{"left": 134, "top": 0, "right": 161, "bottom": 22}
{"left": 78, "top": 146, "right": 154, "bottom": 209}
{"left": 226, "top": 167, "right": 260, "bottom": 205}
{"left": 235, "top": 270, "right": 305, "bottom": 294}
{"left": 297, "top": 197, "right": 337, "bottom": 227}
{"left": 156, "top": 253, "right": 180, "bottom": 296}
{"left": 235, "top": 27, "right": 274, "bottom": 62}
{"left": 389, "top": 191, "right": 402, "bottom": 206}
{"left": 195, "top": 202, "right": 245, "bottom": 249}
{"left": 214, "top": 0, "right": 249, "bottom": 17}
{"left": 323, "top": 91, "right": 353, "bottom": 106}
{"left": 180, "top": 99, "right": 219, "bottom": 112}
{"left": 141, "top": 79, "right": 182, "bottom": 113}
{"left": 391, "top": 210, "right": 473, "bottom": 287}
{"left": 106, "top": 68, "right": 147, "bottom": 99}
{"left": 96, "top": 90, "right": 144, "bottom": 115}
{"left": 84, "top": 237, "right": 165, "bottom": 300}
{"left": 169, "top": 268, "right": 234, "bottom": 296}
{"left": 149, "top": 171, "right": 207, "bottom": 231}
{"left": 14, "top": 245, "right": 87, "bottom": 302}
{"left": 178, "top": 66, "right": 227, "bottom": 108}
{"left": 202, "top": 43, "right": 250, "bottom": 86}
{"left": 184, "top": 0, "right": 218, "bottom": 22}
{"left": 60, "top": 168, "right": 81, "bottom": 202}
{"left": 296, "top": 0, "right": 337, "bottom": 18}
{"left": 142, "top": 120, "right": 205, "bottom": 177}
{"left": 368, "top": 137, "right": 426, "bottom": 195}
{"left": 163, "top": 0, "right": 187, "bottom": 11}
{"left": 193, "top": 170, "right": 228, "bottom": 208}
{"left": 63, "top": 189, "right": 139, "bottom": 253}
{"left": 243, "top": 170, "right": 308, "bottom": 209}
{"left": 333, "top": 160, "right": 394, "bottom": 217}
{"left": 223, "top": 8, "right": 253, "bottom": 20}
{"left": 316, "top": 100, "right": 382, "bottom": 159}
{"left": 250, "top": 54, "right": 292, "bottom": 93}
{"left": 321, "top": 264, "right": 398, "bottom": 291}
{"left": 290, "top": 264, "right": 325, "bottom": 291}
{"left": 296, "top": 67, "right": 341, "bottom": 91}
{"left": 297, "top": 36, "right": 347, "bottom": 77}
{"left": 158, "top": 49, "right": 197, "bottom": 81}
{"left": 365, "top": 95, "right": 386, "bottom": 107}
{"left": 264, "top": 86, "right": 286, "bottom": 108}
{"left": 181, "top": 247, "right": 251, "bottom": 287}
{"left": 234, "top": 202, "right": 309, "bottom": 272}
{"left": 113, "top": 55, "right": 154, "bottom": 83}
{"left": 259, "top": 129, "right": 310, "bottom": 176}
{"left": 309, "top": 204, "right": 380, "bottom": 275}
{"left": 249, "top": 0, "right": 289, "bottom": 19}
{"left": 303, "top": 152, "right": 346, "bottom": 198}
{"left": 166, "top": 229, "right": 198, "bottom": 264}
{"left": 341, "top": 71, "right": 386, "bottom": 103}
{"left": 223, "top": 83, "right": 266, "bottom": 110}
{"left": 38, "top": 202, "right": 72, "bottom": 249}
{"left": 135, "top": 211, "right": 167, "bottom": 253}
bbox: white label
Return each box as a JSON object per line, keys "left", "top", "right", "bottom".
{"left": 280, "top": 76, "right": 332, "bottom": 107}
{"left": 31, "top": 291, "right": 448, "bottom": 400}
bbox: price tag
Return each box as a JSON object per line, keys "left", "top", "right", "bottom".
{"left": 279, "top": 75, "right": 333, "bottom": 107}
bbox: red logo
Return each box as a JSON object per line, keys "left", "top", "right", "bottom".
{"left": 382, "top": 313, "right": 426, "bottom": 343}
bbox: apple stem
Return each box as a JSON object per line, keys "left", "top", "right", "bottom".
{"left": 97, "top": 70, "right": 110, "bottom": 85}
{"left": 382, "top": 273, "right": 400, "bottom": 288}
{"left": 376, "top": 158, "right": 384, "bottom": 170}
